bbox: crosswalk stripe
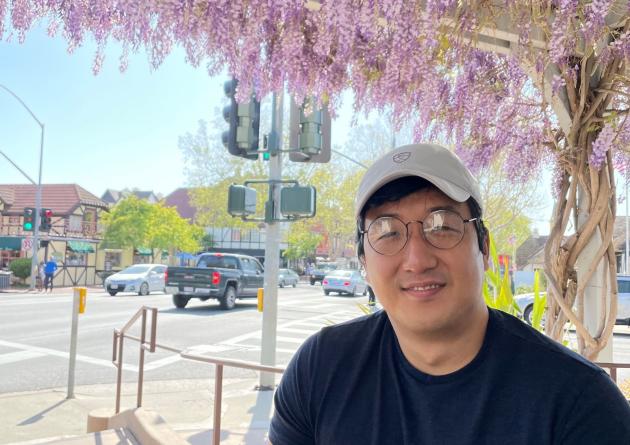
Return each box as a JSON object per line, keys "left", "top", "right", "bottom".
{"left": 278, "top": 327, "right": 317, "bottom": 334}
{"left": 0, "top": 350, "right": 46, "bottom": 365}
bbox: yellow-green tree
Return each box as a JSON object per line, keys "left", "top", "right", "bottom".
{"left": 101, "top": 196, "right": 203, "bottom": 260}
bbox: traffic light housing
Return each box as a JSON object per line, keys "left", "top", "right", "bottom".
{"left": 22, "top": 207, "right": 35, "bottom": 231}
{"left": 40, "top": 208, "right": 52, "bottom": 231}
{"left": 222, "top": 78, "right": 261, "bottom": 160}
{"left": 289, "top": 97, "right": 331, "bottom": 163}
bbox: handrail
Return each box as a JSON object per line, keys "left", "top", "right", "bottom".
{"left": 112, "top": 307, "right": 285, "bottom": 445}
{"left": 595, "top": 362, "right": 630, "bottom": 384}
{"left": 112, "top": 306, "right": 158, "bottom": 414}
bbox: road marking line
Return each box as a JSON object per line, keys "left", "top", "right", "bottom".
{"left": 0, "top": 339, "right": 136, "bottom": 372}
{"left": 0, "top": 350, "right": 46, "bottom": 365}
{"left": 278, "top": 327, "right": 317, "bottom": 335}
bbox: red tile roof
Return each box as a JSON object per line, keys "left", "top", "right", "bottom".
{"left": 0, "top": 184, "right": 109, "bottom": 216}
{"left": 164, "top": 188, "right": 197, "bottom": 220}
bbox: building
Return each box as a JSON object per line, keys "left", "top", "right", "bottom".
{"left": 101, "top": 188, "right": 161, "bottom": 206}
{"left": 0, "top": 184, "right": 109, "bottom": 286}
{"left": 163, "top": 187, "right": 288, "bottom": 264}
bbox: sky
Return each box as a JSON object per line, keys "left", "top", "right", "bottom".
{"left": 0, "top": 24, "right": 354, "bottom": 197}
{"left": 0, "top": 23, "right": 559, "bottom": 234}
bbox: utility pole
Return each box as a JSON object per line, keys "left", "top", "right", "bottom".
{"left": 260, "top": 91, "right": 283, "bottom": 389}
{"left": 0, "top": 85, "right": 44, "bottom": 290}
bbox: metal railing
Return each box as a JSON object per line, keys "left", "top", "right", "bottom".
{"left": 112, "top": 306, "right": 284, "bottom": 445}
{"left": 595, "top": 362, "right": 630, "bottom": 384}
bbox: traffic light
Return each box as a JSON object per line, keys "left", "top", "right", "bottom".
{"left": 289, "top": 97, "right": 331, "bottom": 163}
{"left": 40, "top": 208, "right": 52, "bottom": 231}
{"left": 222, "top": 78, "right": 261, "bottom": 160}
{"left": 22, "top": 207, "right": 35, "bottom": 231}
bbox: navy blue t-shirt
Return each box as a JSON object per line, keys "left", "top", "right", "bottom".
{"left": 269, "top": 308, "right": 630, "bottom": 445}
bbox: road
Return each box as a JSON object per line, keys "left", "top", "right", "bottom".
{"left": 0, "top": 284, "right": 370, "bottom": 393}
{"left": 1, "top": 285, "right": 629, "bottom": 393}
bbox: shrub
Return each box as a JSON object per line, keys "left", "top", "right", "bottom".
{"left": 9, "top": 258, "right": 32, "bottom": 283}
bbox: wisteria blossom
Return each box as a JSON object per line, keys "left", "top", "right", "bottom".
{"left": 3, "top": 0, "right": 630, "bottom": 357}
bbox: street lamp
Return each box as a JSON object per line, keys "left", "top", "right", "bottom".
{"left": 0, "top": 84, "right": 45, "bottom": 290}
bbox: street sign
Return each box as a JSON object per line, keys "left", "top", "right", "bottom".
{"left": 21, "top": 237, "right": 33, "bottom": 252}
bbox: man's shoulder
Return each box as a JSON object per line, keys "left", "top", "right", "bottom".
{"left": 295, "top": 310, "right": 389, "bottom": 364}
{"left": 489, "top": 308, "right": 602, "bottom": 375}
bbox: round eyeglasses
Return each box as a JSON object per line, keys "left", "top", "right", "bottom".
{"left": 360, "top": 210, "right": 479, "bottom": 256}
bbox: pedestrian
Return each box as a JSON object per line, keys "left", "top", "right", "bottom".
{"left": 269, "top": 143, "right": 630, "bottom": 444}
{"left": 366, "top": 285, "right": 375, "bottom": 306}
{"left": 43, "top": 258, "right": 57, "bottom": 292}
{"left": 36, "top": 261, "right": 45, "bottom": 292}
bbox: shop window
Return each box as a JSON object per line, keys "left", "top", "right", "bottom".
{"left": 104, "top": 251, "right": 122, "bottom": 270}
{"left": 68, "top": 215, "right": 83, "bottom": 232}
{"left": 66, "top": 251, "right": 87, "bottom": 266}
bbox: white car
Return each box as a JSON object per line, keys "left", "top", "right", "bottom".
{"left": 104, "top": 264, "right": 167, "bottom": 296}
{"left": 515, "top": 276, "right": 630, "bottom": 326}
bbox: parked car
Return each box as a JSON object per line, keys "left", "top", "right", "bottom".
{"left": 322, "top": 269, "right": 368, "bottom": 296}
{"left": 310, "top": 263, "right": 337, "bottom": 285}
{"left": 104, "top": 264, "right": 167, "bottom": 296}
{"left": 278, "top": 268, "right": 299, "bottom": 288}
{"left": 616, "top": 275, "right": 630, "bottom": 324}
{"left": 514, "top": 292, "right": 547, "bottom": 326}
{"left": 515, "top": 275, "right": 630, "bottom": 326}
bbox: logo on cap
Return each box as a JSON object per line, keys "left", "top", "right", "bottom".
{"left": 392, "top": 152, "right": 411, "bottom": 163}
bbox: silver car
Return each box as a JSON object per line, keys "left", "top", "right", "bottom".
{"left": 322, "top": 269, "right": 368, "bottom": 296}
{"left": 104, "top": 264, "right": 167, "bottom": 296}
{"left": 514, "top": 292, "right": 547, "bottom": 326}
{"left": 278, "top": 268, "right": 299, "bottom": 288}
{"left": 515, "top": 275, "right": 630, "bottom": 326}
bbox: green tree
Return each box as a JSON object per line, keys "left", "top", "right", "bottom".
{"left": 146, "top": 205, "right": 204, "bottom": 260}
{"left": 101, "top": 196, "right": 203, "bottom": 258}
{"left": 283, "top": 220, "right": 323, "bottom": 261}
{"left": 101, "top": 196, "right": 153, "bottom": 250}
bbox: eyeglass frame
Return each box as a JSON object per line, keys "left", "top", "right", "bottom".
{"left": 358, "top": 209, "right": 481, "bottom": 256}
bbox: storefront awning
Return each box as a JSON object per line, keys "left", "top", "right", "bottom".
{"left": 0, "top": 237, "right": 23, "bottom": 251}
{"left": 135, "top": 247, "right": 152, "bottom": 256}
{"left": 67, "top": 241, "right": 95, "bottom": 253}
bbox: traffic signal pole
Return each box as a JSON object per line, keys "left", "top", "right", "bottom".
{"left": 259, "top": 91, "right": 283, "bottom": 389}
{"left": 0, "top": 85, "right": 44, "bottom": 291}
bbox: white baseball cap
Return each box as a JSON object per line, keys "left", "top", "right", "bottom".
{"left": 355, "top": 143, "right": 483, "bottom": 219}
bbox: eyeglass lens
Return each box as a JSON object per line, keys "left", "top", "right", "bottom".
{"left": 367, "top": 210, "right": 466, "bottom": 255}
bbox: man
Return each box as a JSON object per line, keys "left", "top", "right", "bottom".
{"left": 269, "top": 143, "right": 630, "bottom": 445}
{"left": 44, "top": 258, "right": 57, "bottom": 292}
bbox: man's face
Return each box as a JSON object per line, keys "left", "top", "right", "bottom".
{"left": 362, "top": 188, "right": 489, "bottom": 338}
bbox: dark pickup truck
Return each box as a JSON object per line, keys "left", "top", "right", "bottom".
{"left": 165, "top": 253, "right": 264, "bottom": 310}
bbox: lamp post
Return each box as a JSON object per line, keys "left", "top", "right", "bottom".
{"left": 0, "top": 85, "right": 45, "bottom": 290}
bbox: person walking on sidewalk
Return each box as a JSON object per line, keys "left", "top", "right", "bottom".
{"left": 36, "top": 261, "right": 45, "bottom": 292}
{"left": 269, "top": 143, "right": 630, "bottom": 445}
{"left": 43, "top": 259, "right": 57, "bottom": 292}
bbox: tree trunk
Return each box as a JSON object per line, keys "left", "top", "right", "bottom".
{"left": 542, "top": 52, "right": 625, "bottom": 359}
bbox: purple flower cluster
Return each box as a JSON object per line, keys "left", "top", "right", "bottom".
{"left": 590, "top": 124, "right": 615, "bottom": 170}
{"left": 2, "top": 0, "right": 629, "bottom": 183}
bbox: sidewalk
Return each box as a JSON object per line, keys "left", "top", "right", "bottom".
{"left": 0, "top": 377, "right": 274, "bottom": 445}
